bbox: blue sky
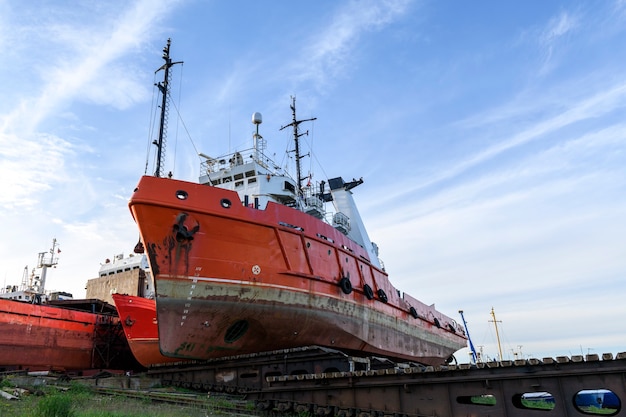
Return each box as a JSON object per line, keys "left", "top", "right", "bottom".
{"left": 1, "top": 0, "right": 625, "bottom": 363}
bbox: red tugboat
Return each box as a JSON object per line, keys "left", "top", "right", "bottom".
{"left": 128, "top": 40, "right": 466, "bottom": 365}
{"left": 0, "top": 240, "right": 129, "bottom": 371}
{"left": 112, "top": 293, "right": 192, "bottom": 368}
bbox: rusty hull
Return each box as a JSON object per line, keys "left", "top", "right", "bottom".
{"left": 130, "top": 175, "right": 466, "bottom": 365}
{"left": 112, "top": 293, "right": 193, "bottom": 368}
{"left": 0, "top": 298, "right": 103, "bottom": 370}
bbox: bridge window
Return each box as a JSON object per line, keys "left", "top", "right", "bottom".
{"left": 574, "top": 389, "right": 621, "bottom": 416}
{"left": 456, "top": 394, "right": 496, "bottom": 406}
{"left": 284, "top": 181, "right": 295, "bottom": 193}
{"left": 512, "top": 392, "right": 555, "bottom": 411}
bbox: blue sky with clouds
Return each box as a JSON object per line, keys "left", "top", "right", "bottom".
{"left": 1, "top": 0, "right": 625, "bottom": 362}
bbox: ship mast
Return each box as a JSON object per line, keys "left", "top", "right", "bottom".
{"left": 153, "top": 38, "right": 183, "bottom": 178}
{"left": 36, "top": 238, "right": 60, "bottom": 294}
{"left": 489, "top": 307, "right": 504, "bottom": 362}
{"left": 280, "top": 96, "right": 316, "bottom": 196}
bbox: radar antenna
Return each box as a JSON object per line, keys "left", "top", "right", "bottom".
{"left": 280, "top": 96, "right": 316, "bottom": 196}
{"left": 153, "top": 38, "right": 183, "bottom": 177}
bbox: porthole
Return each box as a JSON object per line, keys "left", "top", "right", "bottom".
{"left": 574, "top": 389, "right": 621, "bottom": 415}
{"left": 175, "top": 190, "right": 188, "bottom": 200}
{"left": 306, "top": 242, "right": 311, "bottom": 248}
{"left": 457, "top": 395, "right": 496, "bottom": 406}
{"left": 512, "top": 392, "right": 555, "bottom": 411}
{"left": 220, "top": 198, "right": 232, "bottom": 208}
{"left": 224, "top": 320, "right": 249, "bottom": 343}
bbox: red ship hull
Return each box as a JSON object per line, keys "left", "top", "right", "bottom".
{"left": 0, "top": 298, "right": 114, "bottom": 371}
{"left": 130, "top": 175, "right": 467, "bottom": 366}
{"left": 112, "top": 293, "right": 191, "bottom": 367}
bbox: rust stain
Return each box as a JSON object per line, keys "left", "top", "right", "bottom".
{"left": 168, "top": 212, "right": 199, "bottom": 278}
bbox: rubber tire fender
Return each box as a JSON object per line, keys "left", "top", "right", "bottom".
{"left": 339, "top": 277, "right": 353, "bottom": 294}
{"left": 363, "top": 284, "right": 375, "bottom": 300}
{"left": 377, "top": 289, "right": 388, "bottom": 303}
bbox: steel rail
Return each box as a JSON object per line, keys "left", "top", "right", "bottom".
{"left": 251, "top": 353, "right": 626, "bottom": 417}
{"left": 142, "top": 348, "right": 626, "bottom": 417}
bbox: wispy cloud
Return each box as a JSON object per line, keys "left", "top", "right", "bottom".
{"left": 1, "top": 1, "right": 177, "bottom": 136}
{"left": 0, "top": 1, "right": 180, "bottom": 214}
{"left": 0, "top": 1, "right": 184, "bottom": 299}
{"left": 368, "top": 79, "right": 626, "bottom": 208}
{"left": 537, "top": 10, "right": 579, "bottom": 75}
{"left": 292, "top": 0, "right": 411, "bottom": 89}
{"left": 540, "top": 11, "right": 578, "bottom": 47}
{"left": 368, "top": 117, "right": 626, "bottom": 262}
{"left": 0, "top": 133, "right": 72, "bottom": 211}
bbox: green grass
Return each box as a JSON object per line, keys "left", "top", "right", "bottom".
{"left": 35, "top": 394, "right": 75, "bottom": 417}
{"left": 520, "top": 398, "right": 555, "bottom": 410}
{"left": 0, "top": 382, "right": 223, "bottom": 417}
{"left": 578, "top": 405, "right": 619, "bottom": 415}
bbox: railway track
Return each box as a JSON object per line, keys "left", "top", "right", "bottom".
{"left": 93, "top": 387, "right": 255, "bottom": 416}
{"left": 145, "top": 346, "right": 626, "bottom": 417}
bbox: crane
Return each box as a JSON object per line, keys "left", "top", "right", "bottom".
{"left": 458, "top": 310, "right": 478, "bottom": 364}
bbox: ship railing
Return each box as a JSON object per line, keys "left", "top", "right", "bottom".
{"left": 200, "top": 147, "right": 285, "bottom": 177}
{"left": 332, "top": 212, "right": 350, "bottom": 235}
{"left": 299, "top": 183, "right": 355, "bottom": 235}
{"left": 300, "top": 185, "right": 326, "bottom": 219}
{"left": 378, "top": 257, "right": 386, "bottom": 272}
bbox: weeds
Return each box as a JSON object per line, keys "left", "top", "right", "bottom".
{"left": 1, "top": 387, "right": 219, "bottom": 417}
{"left": 35, "top": 394, "right": 75, "bottom": 417}
{"left": 0, "top": 376, "right": 15, "bottom": 389}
